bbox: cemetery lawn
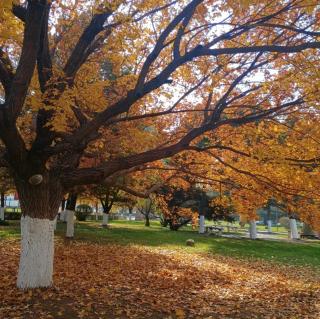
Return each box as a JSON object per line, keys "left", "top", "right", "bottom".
{"left": 1, "top": 220, "right": 320, "bottom": 319}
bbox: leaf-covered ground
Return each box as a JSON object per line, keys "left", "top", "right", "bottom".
{"left": 0, "top": 237, "right": 320, "bottom": 319}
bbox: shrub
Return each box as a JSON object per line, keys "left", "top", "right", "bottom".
{"left": 75, "top": 204, "right": 93, "bottom": 221}
{"left": 4, "top": 211, "right": 21, "bottom": 220}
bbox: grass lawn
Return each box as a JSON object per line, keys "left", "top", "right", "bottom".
{"left": 70, "top": 220, "right": 320, "bottom": 267}
{"left": 1, "top": 219, "right": 319, "bottom": 267}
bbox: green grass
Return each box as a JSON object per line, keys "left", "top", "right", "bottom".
{"left": 1, "top": 220, "right": 320, "bottom": 267}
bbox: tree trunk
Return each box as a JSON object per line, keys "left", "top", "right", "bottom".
{"left": 289, "top": 218, "right": 299, "bottom": 239}
{"left": 17, "top": 216, "right": 55, "bottom": 288}
{"left": 199, "top": 215, "right": 205, "bottom": 234}
{"left": 128, "top": 207, "right": 133, "bottom": 221}
{"left": 249, "top": 220, "right": 257, "bottom": 239}
{"left": 65, "top": 210, "right": 75, "bottom": 237}
{"left": 14, "top": 175, "right": 62, "bottom": 289}
{"left": 145, "top": 214, "right": 150, "bottom": 227}
{"left": 102, "top": 212, "right": 109, "bottom": 227}
{"left": 267, "top": 220, "right": 272, "bottom": 233}
{"left": 59, "top": 210, "right": 66, "bottom": 222}
{"left": 65, "top": 193, "right": 77, "bottom": 238}
{"left": 0, "top": 192, "right": 5, "bottom": 221}
{"left": 59, "top": 198, "right": 66, "bottom": 222}
{"left": 53, "top": 216, "right": 57, "bottom": 231}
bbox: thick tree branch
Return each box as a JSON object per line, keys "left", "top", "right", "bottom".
{"left": 0, "top": 48, "right": 14, "bottom": 97}
{"left": 37, "top": 4, "right": 52, "bottom": 92}
{"left": 64, "top": 12, "right": 112, "bottom": 79}
{"left": 62, "top": 95, "right": 303, "bottom": 187}
{"left": 5, "top": 1, "right": 46, "bottom": 121}
{"left": 12, "top": 4, "right": 27, "bottom": 22}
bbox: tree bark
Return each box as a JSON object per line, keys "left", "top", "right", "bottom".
{"left": 65, "top": 193, "right": 77, "bottom": 238}
{"left": 59, "top": 210, "right": 66, "bottom": 222}
{"left": 0, "top": 192, "right": 4, "bottom": 221}
{"left": 59, "top": 198, "right": 66, "bottom": 222}
{"left": 199, "top": 215, "right": 205, "bottom": 234}
{"left": 145, "top": 214, "right": 150, "bottom": 227}
{"left": 102, "top": 212, "right": 109, "bottom": 227}
{"left": 267, "top": 220, "right": 272, "bottom": 233}
{"left": 289, "top": 218, "right": 299, "bottom": 239}
{"left": 17, "top": 216, "right": 55, "bottom": 288}
{"left": 15, "top": 175, "right": 62, "bottom": 289}
{"left": 53, "top": 216, "right": 57, "bottom": 231}
{"left": 128, "top": 207, "right": 133, "bottom": 221}
{"left": 65, "top": 210, "right": 75, "bottom": 237}
{"left": 249, "top": 220, "right": 257, "bottom": 239}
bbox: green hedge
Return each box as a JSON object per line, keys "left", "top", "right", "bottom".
{"left": 75, "top": 204, "right": 93, "bottom": 221}
{"left": 4, "top": 211, "right": 21, "bottom": 220}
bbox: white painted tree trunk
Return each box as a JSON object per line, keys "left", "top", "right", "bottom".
{"left": 102, "top": 213, "right": 109, "bottom": 227}
{"left": 199, "top": 215, "right": 205, "bottom": 234}
{"left": 53, "top": 216, "right": 57, "bottom": 231}
{"left": 289, "top": 218, "right": 299, "bottom": 239}
{"left": 249, "top": 220, "right": 257, "bottom": 239}
{"left": 66, "top": 210, "right": 75, "bottom": 238}
{"left": 59, "top": 210, "right": 66, "bottom": 222}
{"left": 0, "top": 207, "right": 4, "bottom": 220}
{"left": 267, "top": 220, "right": 272, "bottom": 233}
{"left": 17, "top": 216, "right": 54, "bottom": 289}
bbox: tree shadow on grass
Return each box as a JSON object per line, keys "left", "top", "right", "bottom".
{"left": 54, "top": 221, "right": 320, "bottom": 268}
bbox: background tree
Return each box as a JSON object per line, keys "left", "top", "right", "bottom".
{"left": 91, "top": 184, "right": 120, "bottom": 227}
{"left": 136, "top": 198, "right": 157, "bottom": 227}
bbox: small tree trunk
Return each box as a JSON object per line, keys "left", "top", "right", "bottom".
{"left": 267, "top": 220, "right": 272, "bottom": 233}
{"left": 249, "top": 220, "right": 257, "bottom": 239}
{"left": 59, "top": 210, "right": 66, "bottom": 222}
{"left": 59, "top": 198, "right": 66, "bottom": 222}
{"left": 65, "top": 210, "right": 75, "bottom": 238}
{"left": 128, "top": 207, "right": 133, "bottom": 221}
{"left": 145, "top": 214, "right": 150, "bottom": 227}
{"left": 53, "top": 216, "right": 57, "bottom": 231}
{"left": 0, "top": 192, "right": 5, "bottom": 221}
{"left": 0, "top": 207, "right": 4, "bottom": 221}
{"left": 289, "top": 218, "right": 299, "bottom": 239}
{"left": 65, "top": 193, "right": 77, "bottom": 238}
{"left": 102, "top": 212, "right": 109, "bottom": 227}
{"left": 199, "top": 215, "right": 205, "bottom": 234}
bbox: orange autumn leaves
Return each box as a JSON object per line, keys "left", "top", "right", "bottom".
{"left": 1, "top": 239, "right": 320, "bottom": 319}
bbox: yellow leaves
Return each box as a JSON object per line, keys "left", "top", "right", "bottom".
{"left": 175, "top": 308, "right": 186, "bottom": 319}
{"left": 300, "top": 0, "right": 318, "bottom": 14}
{"left": 0, "top": 0, "right": 23, "bottom": 42}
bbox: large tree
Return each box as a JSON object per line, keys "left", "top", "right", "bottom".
{"left": 0, "top": 0, "right": 319, "bottom": 288}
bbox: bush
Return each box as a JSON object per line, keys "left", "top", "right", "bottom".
{"left": 0, "top": 220, "right": 9, "bottom": 226}
{"left": 4, "top": 211, "right": 21, "bottom": 220}
{"left": 75, "top": 204, "right": 93, "bottom": 221}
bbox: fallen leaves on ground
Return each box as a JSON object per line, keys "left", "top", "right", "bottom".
{"left": 0, "top": 239, "right": 320, "bottom": 319}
